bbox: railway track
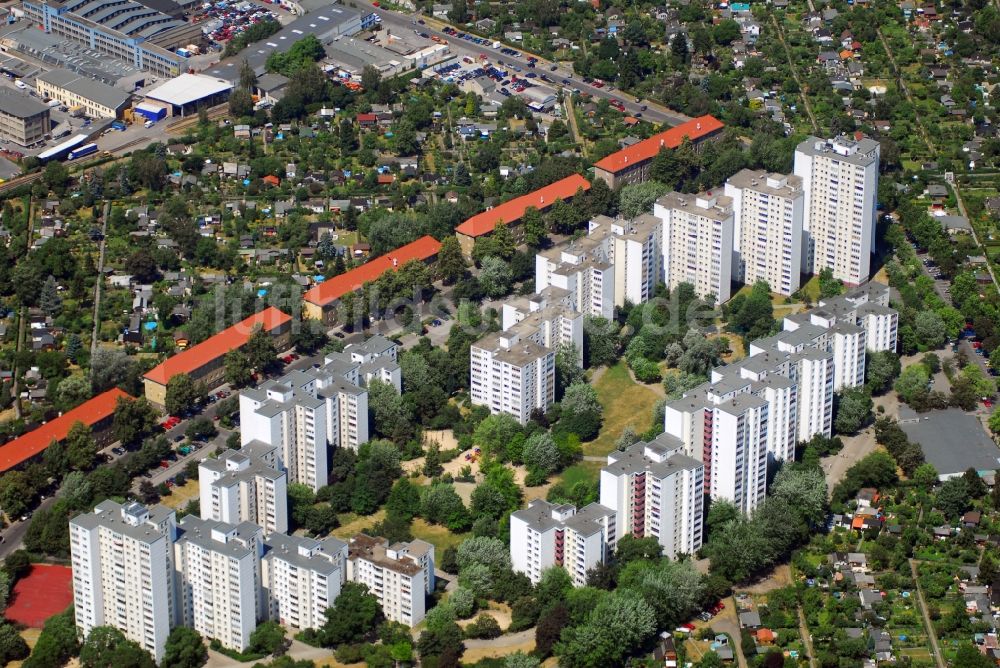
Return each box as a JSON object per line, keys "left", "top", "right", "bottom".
{"left": 167, "top": 104, "right": 229, "bottom": 134}
{"left": 0, "top": 134, "right": 150, "bottom": 197}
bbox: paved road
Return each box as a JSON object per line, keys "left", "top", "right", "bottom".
{"left": 376, "top": 9, "right": 691, "bottom": 127}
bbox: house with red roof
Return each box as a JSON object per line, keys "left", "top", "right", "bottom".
{"left": 142, "top": 307, "right": 292, "bottom": 406}
{"left": 357, "top": 113, "right": 377, "bottom": 129}
{"left": 593, "top": 115, "right": 725, "bottom": 189}
{"left": 0, "top": 388, "right": 131, "bottom": 473}
{"left": 454, "top": 174, "right": 591, "bottom": 256}
{"left": 262, "top": 175, "right": 281, "bottom": 187}
{"left": 302, "top": 236, "right": 442, "bottom": 323}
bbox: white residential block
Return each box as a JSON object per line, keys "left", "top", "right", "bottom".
{"left": 510, "top": 500, "right": 616, "bottom": 586}
{"left": 794, "top": 135, "right": 880, "bottom": 285}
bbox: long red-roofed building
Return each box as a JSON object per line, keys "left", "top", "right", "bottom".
{"left": 455, "top": 174, "right": 591, "bottom": 256}
{"left": 302, "top": 235, "right": 442, "bottom": 323}
{"left": 0, "top": 388, "right": 131, "bottom": 473}
{"left": 593, "top": 115, "right": 725, "bottom": 189}
{"left": 143, "top": 307, "right": 292, "bottom": 406}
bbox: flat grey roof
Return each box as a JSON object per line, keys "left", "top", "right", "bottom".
{"left": 36, "top": 68, "right": 131, "bottom": 110}
{"left": 0, "top": 89, "right": 48, "bottom": 118}
{"left": 899, "top": 407, "right": 1000, "bottom": 477}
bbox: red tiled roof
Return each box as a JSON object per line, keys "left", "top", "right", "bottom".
{"left": 0, "top": 388, "right": 131, "bottom": 473}
{"left": 377, "top": 174, "right": 395, "bottom": 184}
{"left": 143, "top": 307, "right": 292, "bottom": 385}
{"left": 357, "top": 113, "right": 376, "bottom": 122}
{"left": 303, "top": 236, "right": 442, "bottom": 308}
{"left": 455, "top": 174, "right": 591, "bottom": 238}
{"left": 593, "top": 115, "right": 725, "bottom": 175}
{"left": 263, "top": 175, "right": 280, "bottom": 186}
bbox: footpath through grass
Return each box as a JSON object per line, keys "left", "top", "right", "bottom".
{"left": 586, "top": 362, "right": 660, "bottom": 457}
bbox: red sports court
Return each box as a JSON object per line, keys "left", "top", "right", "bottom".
{"left": 4, "top": 564, "right": 73, "bottom": 628}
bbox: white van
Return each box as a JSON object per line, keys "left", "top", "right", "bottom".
{"left": 14, "top": 80, "right": 26, "bottom": 90}
{"left": 144, "top": 120, "right": 155, "bottom": 129}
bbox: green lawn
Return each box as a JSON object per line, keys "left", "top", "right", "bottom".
{"left": 798, "top": 275, "right": 821, "bottom": 302}
{"left": 411, "top": 518, "right": 469, "bottom": 553}
{"left": 586, "top": 362, "right": 661, "bottom": 457}
{"left": 558, "top": 461, "right": 604, "bottom": 488}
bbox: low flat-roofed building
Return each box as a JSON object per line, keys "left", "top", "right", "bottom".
{"left": 145, "top": 73, "right": 233, "bottom": 117}
{"left": 36, "top": 69, "right": 132, "bottom": 118}
{"left": 0, "top": 89, "right": 50, "bottom": 146}
{"left": 898, "top": 407, "right": 1000, "bottom": 479}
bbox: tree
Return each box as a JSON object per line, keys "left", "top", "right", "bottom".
{"left": 615, "top": 425, "right": 640, "bottom": 452}
{"left": 79, "top": 626, "right": 155, "bottom": 668}
{"left": 523, "top": 432, "right": 561, "bottom": 475}
{"left": 229, "top": 88, "right": 254, "bottom": 117}
{"left": 386, "top": 477, "right": 421, "bottom": 522}
{"left": 361, "top": 65, "right": 382, "bottom": 93}
{"left": 955, "top": 643, "right": 995, "bottom": 668}
{"left": 713, "top": 19, "right": 741, "bottom": 45}
{"left": 225, "top": 349, "right": 253, "bottom": 388}
{"left": 479, "top": 256, "right": 513, "bottom": 298}
{"left": 249, "top": 620, "right": 288, "bottom": 656}
{"left": 39, "top": 276, "right": 61, "bottom": 317}
{"left": 22, "top": 608, "right": 79, "bottom": 668}
{"left": 56, "top": 374, "right": 91, "bottom": 410}
{"left": 835, "top": 388, "right": 873, "bottom": 435}
{"left": 290, "top": 319, "right": 327, "bottom": 355}
{"left": 65, "top": 421, "right": 97, "bottom": 471}
{"left": 936, "top": 477, "right": 971, "bottom": 518}
{"left": 457, "top": 536, "right": 511, "bottom": 572}
{"left": 450, "top": 587, "right": 476, "bottom": 619}
{"left": 913, "top": 463, "right": 940, "bottom": 489}
{"left": 112, "top": 396, "right": 157, "bottom": 446}
{"left": 894, "top": 365, "right": 930, "bottom": 405}
{"left": 618, "top": 181, "right": 671, "bottom": 219}
{"left": 437, "top": 236, "right": 467, "bottom": 284}
{"left": 522, "top": 206, "right": 547, "bottom": 248}
{"left": 90, "top": 348, "right": 138, "bottom": 393}
{"left": 421, "top": 483, "right": 471, "bottom": 532}
{"left": 866, "top": 350, "right": 901, "bottom": 394}
{"left": 0, "top": 471, "right": 32, "bottom": 519}
{"left": 162, "top": 627, "right": 208, "bottom": 668}
{"left": 619, "top": 558, "right": 703, "bottom": 628}
{"left": 43, "top": 160, "right": 69, "bottom": 193}
{"left": 0, "top": 622, "right": 29, "bottom": 665}
{"left": 615, "top": 535, "right": 664, "bottom": 565}
{"left": 311, "top": 582, "right": 384, "bottom": 647}
{"left": 559, "top": 382, "right": 603, "bottom": 440}
{"left": 245, "top": 328, "right": 278, "bottom": 372}
{"left": 165, "top": 373, "right": 200, "bottom": 416}
{"left": 768, "top": 467, "right": 828, "bottom": 525}
{"left": 914, "top": 311, "right": 947, "bottom": 348}
{"left": 423, "top": 443, "right": 444, "bottom": 478}
{"left": 556, "top": 589, "right": 657, "bottom": 667}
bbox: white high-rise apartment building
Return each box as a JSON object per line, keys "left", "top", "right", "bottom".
{"left": 263, "top": 534, "right": 348, "bottom": 631}
{"left": 724, "top": 170, "right": 805, "bottom": 296}
{"left": 174, "top": 516, "right": 264, "bottom": 652}
{"left": 500, "top": 301, "right": 584, "bottom": 366}
{"left": 240, "top": 340, "right": 393, "bottom": 489}
{"left": 535, "top": 234, "right": 615, "bottom": 319}
{"left": 654, "top": 191, "right": 735, "bottom": 303}
{"left": 346, "top": 535, "right": 435, "bottom": 627}
{"left": 470, "top": 333, "right": 555, "bottom": 425}
{"left": 534, "top": 213, "right": 664, "bottom": 317}
{"left": 326, "top": 335, "right": 402, "bottom": 393}
{"left": 510, "top": 500, "right": 616, "bottom": 586}
{"left": 199, "top": 446, "right": 289, "bottom": 534}
{"left": 600, "top": 436, "right": 705, "bottom": 558}
{"left": 793, "top": 135, "right": 880, "bottom": 286}
{"left": 594, "top": 214, "right": 663, "bottom": 308}
{"left": 70, "top": 501, "right": 177, "bottom": 663}
{"left": 664, "top": 389, "right": 769, "bottom": 514}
